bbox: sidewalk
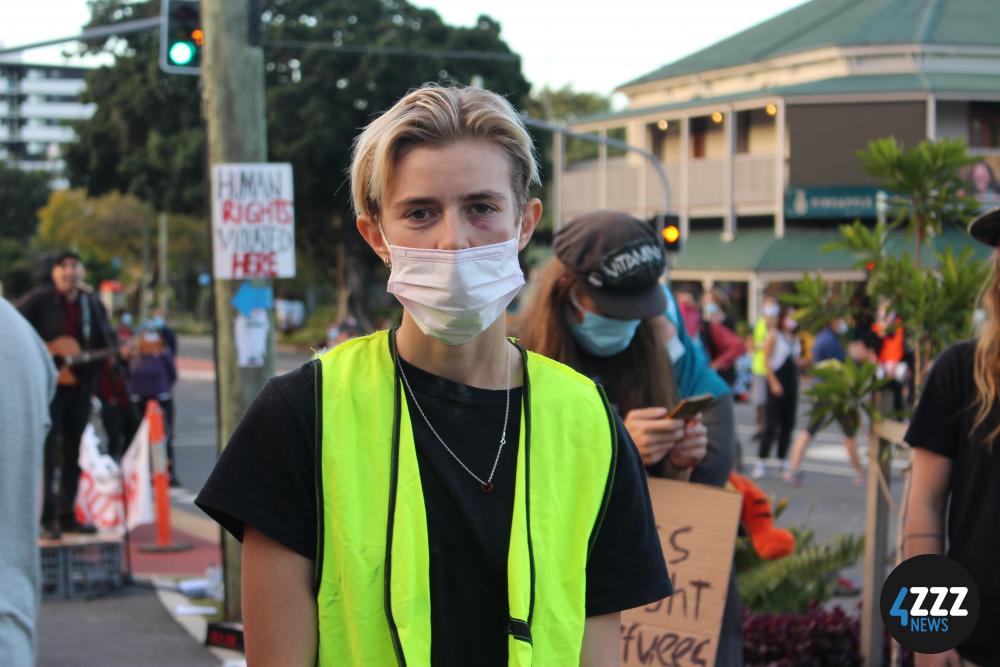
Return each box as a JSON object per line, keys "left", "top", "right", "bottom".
{"left": 37, "top": 507, "right": 239, "bottom": 667}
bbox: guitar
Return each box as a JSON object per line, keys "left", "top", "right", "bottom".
{"left": 47, "top": 336, "right": 118, "bottom": 387}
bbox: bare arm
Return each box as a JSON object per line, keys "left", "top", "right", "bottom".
{"left": 580, "top": 612, "right": 620, "bottom": 667}
{"left": 242, "top": 526, "right": 318, "bottom": 666}
{"left": 903, "top": 447, "right": 951, "bottom": 559}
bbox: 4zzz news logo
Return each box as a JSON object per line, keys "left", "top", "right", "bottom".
{"left": 880, "top": 555, "right": 980, "bottom": 654}
{"left": 887, "top": 585, "right": 969, "bottom": 633}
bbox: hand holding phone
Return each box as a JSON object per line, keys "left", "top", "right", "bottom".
{"left": 666, "top": 393, "right": 714, "bottom": 421}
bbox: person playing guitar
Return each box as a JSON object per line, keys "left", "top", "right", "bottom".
{"left": 17, "top": 251, "right": 118, "bottom": 538}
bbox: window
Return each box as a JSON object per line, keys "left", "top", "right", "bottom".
{"left": 970, "top": 103, "right": 1000, "bottom": 148}
{"left": 691, "top": 117, "right": 707, "bottom": 158}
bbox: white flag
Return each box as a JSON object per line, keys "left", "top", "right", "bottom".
{"left": 121, "top": 417, "right": 155, "bottom": 531}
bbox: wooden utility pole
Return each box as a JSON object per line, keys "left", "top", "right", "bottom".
{"left": 158, "top": 212, "right": 168, "bottom": 313}
{"left": 200, "top": 0, "right": 272, "bottom": 621}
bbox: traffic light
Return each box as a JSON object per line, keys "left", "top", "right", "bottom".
{"left": 160, "top": 0, "right": 203, "bottom": 75}
{"left": 660, "top": 216, "right": 682, "bottom": 252}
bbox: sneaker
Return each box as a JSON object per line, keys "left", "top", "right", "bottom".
{"left": 783, "top": 470, "right": 803, "bottom": 487}
{"left": 780, "top": 459, "right": 791, "bottom": 474}
{"left": 62, "top": 520, "right": 98, "bottom": 535}
{"left": 835, "top": 576, "right": 861, "bottom": 597}
{"left": 40, "top": 526, "right": 62, "bottom": 540}
{"left": 751, "top": 461, "right": 766, "bottom": 480}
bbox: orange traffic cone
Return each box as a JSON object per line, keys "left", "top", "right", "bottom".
{"left": 139, "top": 400, "right": 192, "bottom": 553}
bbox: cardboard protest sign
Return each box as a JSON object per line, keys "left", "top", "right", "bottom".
{"left": 212, "top": 163, "right": 295, "bottom": 279}
{"left": 621, "top": 478, "right": 741, "bottom": 667}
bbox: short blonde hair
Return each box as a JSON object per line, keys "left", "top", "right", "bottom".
{"left": 350, "top": 84, "right": 540, "bottom": 219}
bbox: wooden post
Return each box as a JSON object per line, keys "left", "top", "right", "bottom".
{"left": 158, "top": 212, "right": 168, "bottom": 313}
{"left": 201, "top": 0, "right": 272, "bottom": 622}
{"left": 861, "top": 393, "right": 902, "bottom": 665}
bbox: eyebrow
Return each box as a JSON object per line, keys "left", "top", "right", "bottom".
{"left": 393, "top": 190, "right": 508, "bottom": 210}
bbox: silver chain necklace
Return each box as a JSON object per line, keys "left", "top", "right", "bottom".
{"left": 397, "top": 339, "right": 512, "bottom": 494}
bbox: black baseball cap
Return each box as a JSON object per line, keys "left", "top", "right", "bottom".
{"left": 53, "top": 250, "right": 82, "bottom": 265}
{"left": 969, "top": 208, "right": 1000, "bottom": 247}
{"left": 553, "top": 210, "right": 667, "bottom": 320}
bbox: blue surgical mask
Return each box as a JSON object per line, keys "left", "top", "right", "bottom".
{"left": 567, "top": 305, "right": 641, "bottom": 357}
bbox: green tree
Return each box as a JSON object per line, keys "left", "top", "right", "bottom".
{"left": 858, "top": 137, "right": 979, "bottom": 268}
{"left": 36, "top": 188, "right": 210, "bottom": 310}
{"left": 0, "top": 162, "right": 51, "bottom": 240}
{"left": 67, "top": 0, "right": 530, "bottom": 325}
{"left": 788, "top": 137, "right": 988, "bottom": 416}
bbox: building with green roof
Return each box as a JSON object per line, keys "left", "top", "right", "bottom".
{"left": 561, "top": 0, "right": 1000, "bottom": 319}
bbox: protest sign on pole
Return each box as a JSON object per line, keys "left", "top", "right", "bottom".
{"left": 211, "top": 163, "right": 295, "bottom": 280}
{"left": 621, "top": 478, "right": 741, "bottom": 667}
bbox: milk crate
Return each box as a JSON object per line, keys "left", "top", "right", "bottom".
{"left": 65, "top": 539, "right": 124, "bottom": 598}
{"left": 39, "top": 544, "right": 68, "bottom": 600}
{"left": 39, "top": 537, "right": 124, "bottom": 599}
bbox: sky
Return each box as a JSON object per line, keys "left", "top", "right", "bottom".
{"left": 2, "top": 0, "right": 806, "bottom": 98}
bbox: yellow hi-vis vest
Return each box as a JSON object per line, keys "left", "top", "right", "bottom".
{"left": 315, "top": 330, "right": 617, "bottom": 666}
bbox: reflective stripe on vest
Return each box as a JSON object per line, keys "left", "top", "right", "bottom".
{"left": 315, "top": 330, "right": 616, "bottom": 666}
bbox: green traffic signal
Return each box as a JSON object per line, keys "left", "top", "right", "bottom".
{"left": 168, "top": 41, "right": 197, "bottom": 66}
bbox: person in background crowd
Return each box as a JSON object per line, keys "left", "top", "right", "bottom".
{"left": 753, "top": 303, "right": 801, "bottom": 479}
{"left": 129, "top": 328, "right": 178, "bottom": 485}
{"left": 196, "top": 85, "right": 671, "bottom": 666}
{"left": 517, "top": 209, "right": 744, "bottom": 666}
{"left": 17, "top": 251, "right": 114, "bottom": 538}
{"left": 699, "top": 290, "right": 747, "bottom": 388}
{"left": 148, "top": 307, "right": 177, "bottom": 358}
{"left": 674, "top": 289, "right": 702, "bottom": 338}
{"left": 903, "top": 207, "right": 1000, "bottom": 667}
{"left": 516, "top": 211, "right": 708, "bottom": 479}
{"left": 0, "top": 298, "right": 57, "bottom": 665}
{"left": 751, "top": 296, "right": 779, "bottom": 440}
{"left": 784, "top": 316, "right": 865, "bottom": 486}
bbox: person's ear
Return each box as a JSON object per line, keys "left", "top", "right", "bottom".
{"left": 356, "top": 214, "right": 390, "bottom": 266}
{"left": 516, "top": 198, "right": 543, "bottom": 252}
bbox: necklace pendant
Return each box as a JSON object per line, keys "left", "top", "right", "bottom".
{"left": 481, "top": 482, "right": 494, "bottom": 494}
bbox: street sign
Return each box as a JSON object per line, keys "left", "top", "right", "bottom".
{"left": 211, "top": 163, "right": 296, "bottom": 280}
{"left": 785, "top": 186, "right": 883, "bottom": 219}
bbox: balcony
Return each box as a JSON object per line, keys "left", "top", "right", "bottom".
{"left": 20, "top": 101, "right": 95, "bottom": 120}
{"left": 20, "top": 78, "right": 86, "bottom": 97}
{"left": 21, "top": 124, "right": 75, "bottom": 143}
{"left": 560, "top": 154, "right": 777, "bottom": 221}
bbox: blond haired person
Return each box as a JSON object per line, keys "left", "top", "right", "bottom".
{"left": 197, "top": 86, "right": 670, "bottom": 666}
{"left": 903, "top": 208, "right": 1000, "bottom": 667}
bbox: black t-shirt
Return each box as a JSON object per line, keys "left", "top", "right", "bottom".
{"left": 196, "top": 355, "right": 671, "bottom": 665}
{"left": 905, "top": 340, "right": 1000, "bottom": 665}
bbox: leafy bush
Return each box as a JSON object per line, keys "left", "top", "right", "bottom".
{"left": 743, "top": 604, "right": 861, "bottom": 667}
{"left": 735, "top": 525, "right": 865, "bottom": 614}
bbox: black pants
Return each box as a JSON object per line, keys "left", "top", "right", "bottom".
{"left": 132, "top": 396, "right": 175, "bottom": 477}
{"left": 758, "top": 359, "right": 798, "bottom": 461}
{"left": 43, "top": 386, "right": 93, "bottom": 524}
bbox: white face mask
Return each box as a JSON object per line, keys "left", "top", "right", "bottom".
{"left": 383, "top": 227, "right": 525, "bottom": 345}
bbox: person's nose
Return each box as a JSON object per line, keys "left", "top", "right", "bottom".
{"left": 436, "top": 207, "right": 470, "bottom": 251}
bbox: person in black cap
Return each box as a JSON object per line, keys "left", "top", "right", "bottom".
{"left": 518, "top": 209, "right": 708, "bottom": 475}
{"left": 518, "top": 209, "right": 755, "bottom": 666}
{"left": 17, "top": 251, "right": 115, "bottom": 537}
{"left": 902, "top": 207, "right": 1000, "bottom": 667}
